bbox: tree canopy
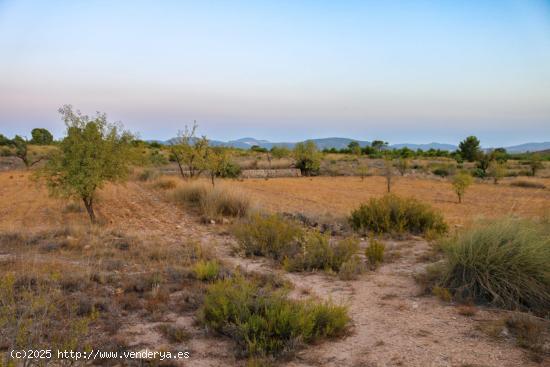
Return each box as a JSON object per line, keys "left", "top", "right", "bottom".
{"left": 30, "top": 128, "right": 54, "bottom": 145}
{"left": 458, "top": 136, "right": 481, "bottom": 162}
{"left": 40, "top": 105, "right": 133, "bottom": 222}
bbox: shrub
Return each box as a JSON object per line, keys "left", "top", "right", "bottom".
{"left": 233, "top": 214, "right": 304, "bottom": 259}
{"left": 171, "top": 183, "right": 209, "bottom": 206}
{"left": 138, "top": 169, "right": 160, "bottom": 181}
{"left": 365, "top": 239, "right": 385, "bottom": 267}
{"left": 510, "top": 180, "right": 546, "bottom": 189}
{"left": 452, "top": 172, "right": 473, "bottom": 203}
{"left": 193, "top": 260, "right": 220, "bottom": 281}
{"left": 171, "top": 183, "right": 250, "bottom": 219}
{"left": 437, "top": 219, "right": 550, "bottom": 314}
{"left": 432, "top": 167, "right": 450, "bottom": 177}
{"left": 338, "top": 256, "right": 365, "bottom": 280}
{"left": 200, "top": 187, "right": 250, "bottom": 219}
{"left": 156, "top": 323, "right": 190, "bottom": 343}
{"left": 349, "top": 194, "right": 447, "bottom": 235}
{"left": 199, "top": 276, "right": 349, "bottom": 357}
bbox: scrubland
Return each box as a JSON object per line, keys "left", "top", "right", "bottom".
{"left": 0, "top": 161, "right": 549, "bottom": 366}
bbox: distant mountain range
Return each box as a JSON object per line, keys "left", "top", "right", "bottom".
{"left": 155, "top": 137, "right": 550, "bottom": 153}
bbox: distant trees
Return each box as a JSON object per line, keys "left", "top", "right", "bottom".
{"left": 270, "top": 146, "right": 290, "bottom": 159}
{"left": 170, "top": 122, "right": 209, "bottom": 179}
{"left": 347, "top": 141, "right": 362, "bottom": 156}
{"left": 458, "top": 136, "right": 481, "bottom": 162}
{"left": 12, "top": 135, "right": 45, "bottom": 168}
{"left": 0, "top": 134, "right": 10, "bottom": 146}
{"left": 30, "top": 128, "right": 54, "bottom": 145}
{"left": 528, "top": 154, "right": 543, "bottom": 177}
{"left": 39, "top": 105, "right": 133, "bottom": 223}
{"left": 371, "top": 140, "right": 388, "bottom": 152}
{"left": 293, "top": 140, "right": 321, "bottom": 176}
{"left": 395, "top": 157, "right": 409, "bottom": 176}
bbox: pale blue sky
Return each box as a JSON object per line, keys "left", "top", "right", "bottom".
{"left": 0, "top": 0, "right": 549, "bottom": 146}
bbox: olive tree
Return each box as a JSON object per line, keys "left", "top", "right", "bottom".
{"left": 12, "top": 135, "right": 44, "bottom": 168}
{"left": 206, "top": 147, "right": 240, "bottom": 186}
{"left": 170, "top": 122, "right": 209, "bottom": 179}
{"left": 39, "top": 105, "right": 133, "bottom": 223}
{"left": 293, "top": 140, "right": 321, "bottom": 176}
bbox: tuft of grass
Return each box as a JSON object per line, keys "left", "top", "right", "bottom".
{"left": 170, "top": 182, "right": 250, "bottom": 219}
{"left": 193, "top": 260, "right": 221, "bottom": 281}
{"left": 349, "top": 194, "right": 447, "bottom": 236}
{"left": 152, "top": 177, "right": 177, "bottom": 190}
{"left": 437, "top": 218, "right": 550, "bottom": 314}
{"left": 432, "top": 286, "right": 452, "bottom": 302}
{"left": 510, "top": 180, "right": 546, "bottom": 189}
{"left": 338, "top": 256, "right": 365, "bottom": 280}
{"left": 201, "top": 187, "right": 251, "bottom": 219}
{"left": 199, "top": 276, "right": 349, "bottom": 357}
{"left": 365, "top": 238, "right": 385, "bottom": 268}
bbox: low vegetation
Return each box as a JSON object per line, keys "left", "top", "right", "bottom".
{"left": 365, "top": 238, "right": 385, "bottom": 268}
{"left": 432, "top": 218, "right": 550, "bottom": 315}
{"left": 170, "top": 182, "right": 251, "bottom": 219}
{"left": 349, "top": 194, "right": 447, "bottom": 236}
{"left": 233, "top": 214, "right": 361, "bottom": 273}
{"left": 199, "top": 276, "right": 349, "bottom": 358}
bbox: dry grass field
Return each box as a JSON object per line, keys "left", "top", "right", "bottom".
{"left": 1, "top": 169, "right": 548, "bottom": 366}
{"left": 236, "top": 176, "right": 550, "bottom": 226}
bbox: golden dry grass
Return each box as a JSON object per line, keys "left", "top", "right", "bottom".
{"left": 233, "top": 176, "right": 550, "bottom": 226}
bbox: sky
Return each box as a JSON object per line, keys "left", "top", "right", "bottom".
{"left": 0, "top": 0, "right": 549, "bottom": 146}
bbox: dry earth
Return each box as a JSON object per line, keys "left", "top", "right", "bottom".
{"left": 234, "top": 176, "right": 550, "bottom": 226}
{"left": 0, "top": 171, "right": 548, "bottom": 366}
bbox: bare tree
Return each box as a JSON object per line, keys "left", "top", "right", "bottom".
{"left": 170, "top": 122, "right": 209, "bottom": 179}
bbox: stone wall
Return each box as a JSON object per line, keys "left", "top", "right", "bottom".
{"left": 240, "top": 168, "right": 301, "bottom": 179}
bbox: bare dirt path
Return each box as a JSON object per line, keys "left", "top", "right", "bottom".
{"left": 98, "top": 182, "right": 541, "bottom": 367}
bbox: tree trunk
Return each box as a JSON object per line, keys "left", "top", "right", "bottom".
{"left": 174, "top": 156, "right": 187, "bottom": 179}
{"left": 82, "top": 196, "right": 96, "bottom": 223}
{"left": 386, "top": 177, "right": 391, "bottom": 193}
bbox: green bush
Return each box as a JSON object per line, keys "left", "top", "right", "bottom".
{"left": 193, "top": 260, "right": 221, "bottom": 281}
{"left": 233, "top": 214, "right": 304, "bottom": 259}
{"left": 199, "top": 276, "right": 349, "bottom": 357}
{"left": 437, "top": 219, "right": 550, "bottom": 314}
{"left": 338, "top": 256, "right": 365, "bottom": 280}
{"left": 365, "top": 239, "right": 385, "bottom": 267}
{"left": 349, "top": 194, "right": 447, "bottom": 235}
{"left": 234, "top": 215, "right": 360, "bottom": 273}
